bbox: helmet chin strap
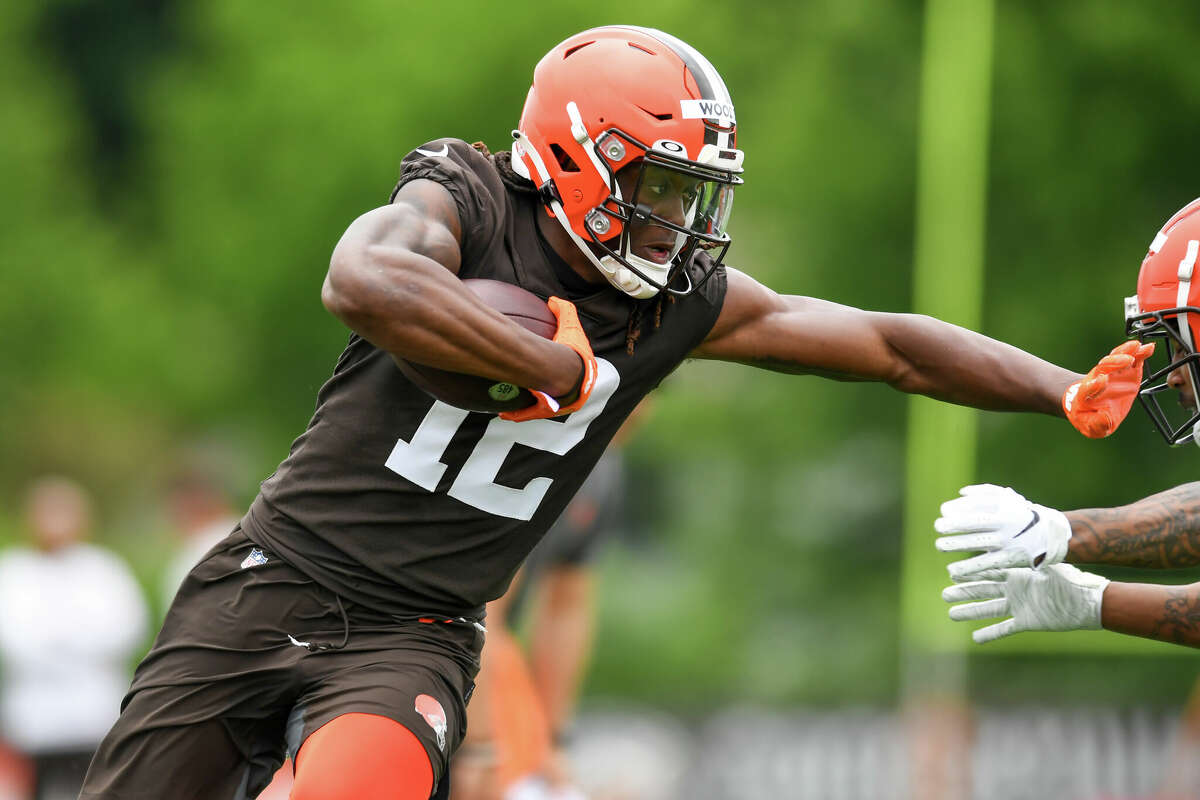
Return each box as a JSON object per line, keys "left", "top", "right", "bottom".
{"left": 597, "top": 254, "right": 668, "bottom": 299}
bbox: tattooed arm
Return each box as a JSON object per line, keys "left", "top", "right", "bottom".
{"left": 1102, "top": 582, "right": 1200, "bottom": 647}
{"left": 1065, "top": 482, "right": 1200, "bottom": 568}
{"left": 1049, "top": 482, "right": 1200, "bottom": 646}
{"left": 943, "top": 564, "right": 1200, "bottom": 648}
{"left": 942, "top": 483, "right": 1200, "bottom": 648}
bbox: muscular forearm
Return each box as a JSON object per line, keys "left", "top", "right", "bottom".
{"left": 1102, "top": 581, "right": 1200, "bottom": 647}
{"left": 877, "top": 314, "right": 1076, "bottom": 415}
{"left": 1066, "top": 483, "right": 1200, "bottom": 568}
{"left": 697, "top": 273, "right": 1080, "bottom": 416}
{"left": 325, "top": 226, "right": 581, "bottom": 398}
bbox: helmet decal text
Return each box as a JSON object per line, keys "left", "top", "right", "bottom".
{"left": 680, "top": 99, "right": 736, "bottom": 125}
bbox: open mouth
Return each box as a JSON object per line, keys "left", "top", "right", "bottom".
{"left": 642, "top": 246, "right": 671, "bottom": 264}
{"left": 635, "top": 238, "right": 677, "bottom": 264}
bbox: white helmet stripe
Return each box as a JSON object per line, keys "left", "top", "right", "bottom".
{"left": 565, "top": 101, "right": 616, "bottom": 197}
{"left": 1178, "top": 238, "right": 1198, "bottom": 282}
{"left": 1175, "top": 240, "right": 1200, "bottom": 446}
{"left": 512, "top": 129, "right": 552, "bottom": 184}
{"left": 1176, "top": 239, "right": 1199, "bottom": 351}
{"left": 615, "top": 26, "right": 733, "bottom": 106}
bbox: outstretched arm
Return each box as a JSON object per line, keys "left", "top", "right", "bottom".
{"left": 694, "top": 269, "right": 1077, "bottom": 415}
{"left": 944, "top": 564, "right": 1200, "bottom": 649}
{"left": 323, "top": 179, "right": 583, "bottom": 398}
{"left": 1103, "top": 581, "right": 1200, "bottom": 647}
{"left": 1065, "top": 483, "right": 1200, "bottom": 569}
{"left": 935, "top": 482, "right": 1200, "bottom": 581}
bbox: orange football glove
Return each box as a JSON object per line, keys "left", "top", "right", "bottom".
{"left": 499, "top": 297, "right": 597, "bottom": 422}
{"left": 1063, "top": 340, "right": 1155, "bottom": 438}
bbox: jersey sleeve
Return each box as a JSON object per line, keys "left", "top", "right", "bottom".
{"left": 680, "top": 250, "right": 729, "bottom": 352}
{"left": 390, "top": 138, "right": 508, "bottom": 274}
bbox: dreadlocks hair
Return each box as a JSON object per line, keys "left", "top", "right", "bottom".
{"left": 484, "top": 143, "right": 674, "bottom": 356}
{"left": 624, "top": 294, "right": 674, "bottom": 356}
{"left": 481, "top": 144, "right": 540, "bottom": 198}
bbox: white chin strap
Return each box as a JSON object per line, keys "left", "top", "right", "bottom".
{"left": 512, "top": 111, "right": 672, "bottom": 300}
{"left": 599, "top": 246, "right": 680, "bottom": 298}
{"left": 597, "top": 257, "right": 666, "bottom": 299}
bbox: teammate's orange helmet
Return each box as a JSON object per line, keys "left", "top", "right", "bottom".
{"left": 1126, "top": 198, "right": 1200, "bottom": 445}
{"left": 511, "top": 26, "right": 744, "bottom": 299}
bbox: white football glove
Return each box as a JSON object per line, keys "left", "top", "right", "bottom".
{"left": 505, "top": 776, "right": 587, "bottom": 800}
{"left": 942, "top": 563, "right": 1109, "bottom": 644}
{"left": 934, "top": 484, "right": 1072, "bottom": 581}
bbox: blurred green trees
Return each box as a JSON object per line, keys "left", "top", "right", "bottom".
{"left": 3, "top": 1, "right": 1199, "bottom": 707}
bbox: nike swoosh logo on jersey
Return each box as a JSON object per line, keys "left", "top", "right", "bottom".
{"left": 415, "top": 144, "right": 449, "bottom": 158}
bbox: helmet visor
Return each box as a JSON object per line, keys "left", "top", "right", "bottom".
{"left": 692, "top": 176, "right": 735, "bottom": 240}
{"left": 629, "top": 161, "right": 736, "bottom": 245}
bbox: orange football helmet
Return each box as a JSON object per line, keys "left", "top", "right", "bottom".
{"left": 511, "top": 26, "right": 744, "bottom": 299}
{"left": 1125, "top": 197, "right": 1200, "bottom": 445}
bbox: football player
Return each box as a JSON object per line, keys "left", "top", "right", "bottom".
{"left": 938, "top": 198, "right": 1200, "bottom": 649}
{"left": 80, "top": 26, "right": 1151, "bottom": 800}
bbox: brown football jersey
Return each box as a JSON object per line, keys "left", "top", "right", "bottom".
{"left": 242, "top": 139, "right": 726, "bottom": 620}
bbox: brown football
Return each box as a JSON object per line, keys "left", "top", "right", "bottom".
{"left": 395, "top": 279, "right": 557, "bottom": 413}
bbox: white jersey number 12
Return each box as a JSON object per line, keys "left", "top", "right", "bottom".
{"left": 385, "top": 358, "right": 620, "bottom": 521}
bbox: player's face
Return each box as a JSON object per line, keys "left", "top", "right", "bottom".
{"left": 615, "top": 163, "right": 703, "bottom": 264}
{"left": 1167, "top": 349, "right": 1198, "bottom": 411}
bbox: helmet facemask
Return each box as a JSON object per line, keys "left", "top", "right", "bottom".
{"left": 582, "top": 130, "right": 738, "bottom": 298}
{"left": 1126, "top": 302, "right": 1200, "bottom": 446}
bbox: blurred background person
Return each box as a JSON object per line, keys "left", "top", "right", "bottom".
{"left": 0, "top": 477, "right": 148, "bottom": 800}
{"left": 452, "top": 405, "right": 649, "bottom": 800}
{"left": 157, "top": 461, "right": 296, "bottom": 799}
{"left": 159, "top": 464, "right": 240, "bottom": 609}
{"left": 154, "top": 454, "right": 296, "bottom": 799}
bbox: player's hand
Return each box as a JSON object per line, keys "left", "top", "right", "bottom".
{"left": 942, "top": 564, "right": 1109, "bottom": 644}
{"left": 500, "top": 297, "right": 597, "bottom": 422}
{"left": 1063, "top": 341, "right": 1155, "bottom": 438}
{"left": 935, "top": 484, "right": 1072, "bottom": 581}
